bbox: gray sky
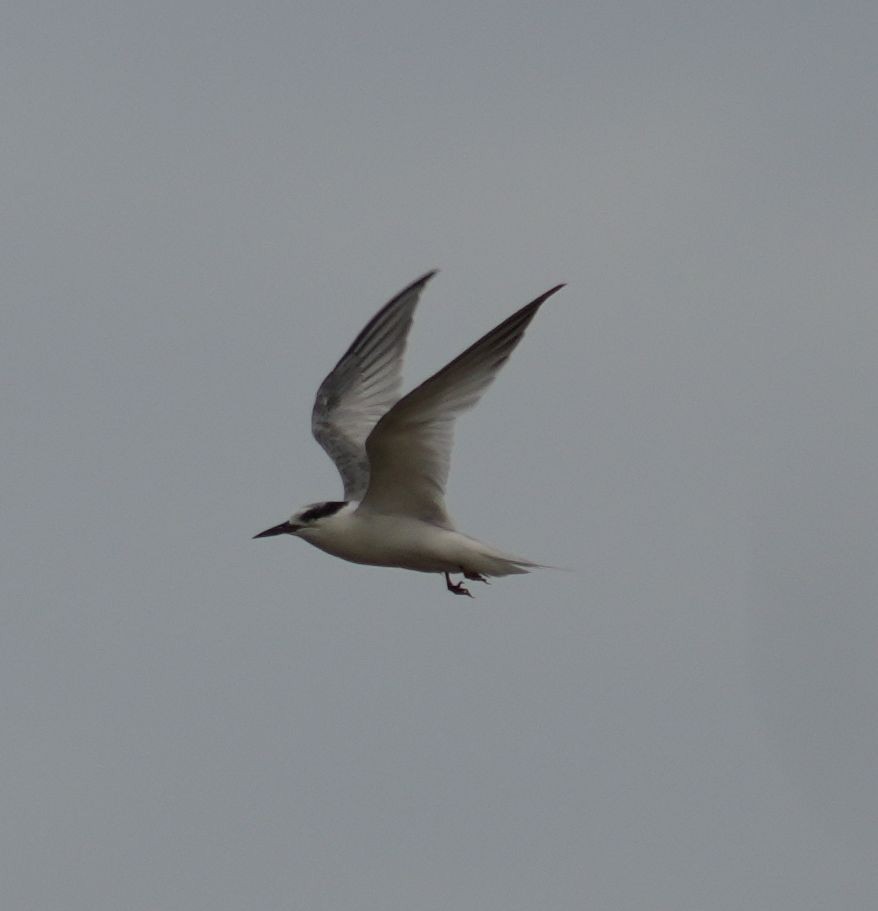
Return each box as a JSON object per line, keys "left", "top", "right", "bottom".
{"left": 4, "top": 1, "right": 878, "bottom": 908}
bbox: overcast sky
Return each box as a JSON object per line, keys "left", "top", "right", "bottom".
{"left": 4, "top": 1, "right": 878, "bottom": 908}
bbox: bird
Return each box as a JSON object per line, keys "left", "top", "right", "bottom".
{"left": 254, "top": 272, "right": 564, "bottom": 597}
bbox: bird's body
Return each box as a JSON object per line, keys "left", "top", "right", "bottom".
{"left": 255, "top": 272, "right": 563, "bottom": 596}
{"left": 294, "top": 502, "right": 536, "bottom": 577}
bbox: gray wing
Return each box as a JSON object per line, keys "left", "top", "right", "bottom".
{"left": 359, "top": 284, "right": 564, "bottom": 526}
{"left": 312, "top": 272, "right": 436, "bottom": 500}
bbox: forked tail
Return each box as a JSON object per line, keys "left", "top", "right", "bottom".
{"left": 465, "top": 540, "right": 551, "bottom": 578}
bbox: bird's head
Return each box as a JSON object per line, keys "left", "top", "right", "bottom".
{"left": 253, "top": 500, "right": 349, "bottom": 540}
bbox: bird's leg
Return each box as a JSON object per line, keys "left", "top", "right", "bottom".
{"left": 444, "top": 572, "right": 473, "bottom": 598}
{"left": 463, "top": 571, "right": 489, "bottom": 584}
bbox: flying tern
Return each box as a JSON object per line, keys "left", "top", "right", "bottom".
{"left": 255, "top": 272, "right": 564, "bottom": 596}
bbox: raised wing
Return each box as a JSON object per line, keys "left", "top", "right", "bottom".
{"left": 359, "top": 284, "right": 564, "bottom": 525}
{"left": 312, "top": 271, "right": 436, "bottom": 500}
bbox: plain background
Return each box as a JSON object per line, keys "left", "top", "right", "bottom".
{"left": 4, "top": 2, "right": 877, "bottom": 908}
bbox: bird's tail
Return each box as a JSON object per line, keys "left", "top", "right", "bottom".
{"left": 464, "top": 538, "right": 555, "bottom": 578}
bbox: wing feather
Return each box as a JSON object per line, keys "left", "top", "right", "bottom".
{"left": 311, "top": 272, "right": 436, "bottom": 499}
{"left": 359, "top": 284, "right": 564, "bottom": 525}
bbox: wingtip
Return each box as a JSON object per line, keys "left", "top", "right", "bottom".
{"left": 527, "top": 283, "right": 566, "bottom": 309}
{"left": 388, "top": 269, "right": 437, "bottom": 299}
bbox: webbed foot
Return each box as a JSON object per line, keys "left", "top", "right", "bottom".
{"left": 463, "top": 571, "right": 489, "bottom": 584}
{"left": 444, "top": 572, "right": 474, "bottom": 598}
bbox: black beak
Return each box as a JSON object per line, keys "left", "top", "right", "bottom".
{"left": 253, "top": 521, "right": 299, "bottom": 539}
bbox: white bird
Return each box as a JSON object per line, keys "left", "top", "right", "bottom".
{"left": 255, "top": 272, "right": 564, "bottom": 596}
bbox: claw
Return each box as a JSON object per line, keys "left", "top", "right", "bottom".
{"left": 444, "top": 572, "right": 474, "bottom": 597}
{"left": 463, "top": 571, "right": 489, "bottom": 584}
